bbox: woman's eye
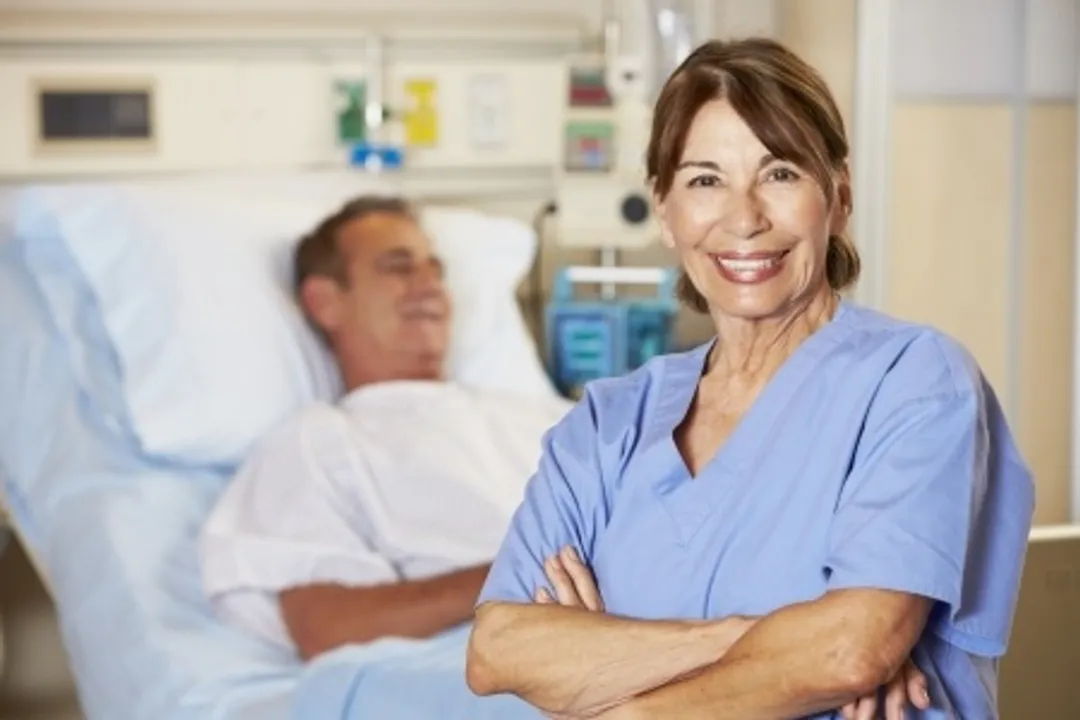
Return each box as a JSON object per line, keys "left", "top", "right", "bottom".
{"left": 767, "top": 167, "right": 800, "bottom": 183}
{"left": 688, "top": 175, "right": 720, "bottom": 188}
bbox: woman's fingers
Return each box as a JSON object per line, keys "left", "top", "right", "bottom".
{"left": 884, "top": 671, "right": 908, "bottom": 720}
{"left": 544, "top": 554, "right": 582, "bottom": 606}
{"left": 534, "top": 587, "right": 554, "bottom": 604}
{"left": 840, "top": 657, "right": 928, "bottom": 720}
{"left": 538, "top": 547, "right": 605, "bottom": 611}
{"left": 854, "top": 694, "right": 878, "bottom": 720}
{"left": 905, "top": 658, "right": 931, "bottom": 709}
{"left": 558, "top": 546, "right": 605, "bottom": 612}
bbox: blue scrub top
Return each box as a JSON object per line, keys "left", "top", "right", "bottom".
{"left": 478, "top": 301, "right": 1035, "bottom": 719}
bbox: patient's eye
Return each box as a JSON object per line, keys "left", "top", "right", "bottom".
{"left": 379, "top": 249, "right": 419, "bottom": 275}
{"left": 378, "top": 250, "right": 443, "bottom": 281}
{"left": 386, "top": 259, "right": 415, "bottom": 275}
{"left": 429, "top": 257, "right": 445, "bottom": 279}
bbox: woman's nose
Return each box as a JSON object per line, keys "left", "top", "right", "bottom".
{"left": 720, "top": 189, "right": 768, "bottom": 240}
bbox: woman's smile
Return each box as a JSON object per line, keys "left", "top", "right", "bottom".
{"left": 711, "top": 249, "right": 790, "bottom": 284}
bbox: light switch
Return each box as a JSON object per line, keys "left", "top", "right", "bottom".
{"left": 468, "top": 73, "right": 509, "bottom": 149}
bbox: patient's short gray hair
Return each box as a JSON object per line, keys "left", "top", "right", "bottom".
{"left": 292, "top": 195, "right": 417, "bottom": 297}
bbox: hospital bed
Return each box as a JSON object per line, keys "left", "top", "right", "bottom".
{"left": 0, "top": 174, "right": 553, "bottom": 720}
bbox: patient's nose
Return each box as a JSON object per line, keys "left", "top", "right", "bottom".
{"left": 412, "top": 259, "right": 445, "bottom": 291}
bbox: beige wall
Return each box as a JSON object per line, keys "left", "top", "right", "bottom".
{"left": 887, "top": 102, "right": 1077, "bottom": 525}
{"left": 887, "top": 104, "right": 1014, "bottom": 392}
{"left": 776, "top": 0, "right": 856, "bottom": 131}
{"left": 1019, "top": 104, "right": 1077, "bottom": 524}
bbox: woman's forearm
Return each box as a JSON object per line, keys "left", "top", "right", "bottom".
{"left": 610, "top": 589, "right": 932, "bottom": 720}
{"left": 466, "top": 602, "right": 751, "bottom": 716}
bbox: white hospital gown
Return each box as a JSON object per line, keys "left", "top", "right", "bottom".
{"left": 198, "top": 380, "right": 572, "bottom": 650}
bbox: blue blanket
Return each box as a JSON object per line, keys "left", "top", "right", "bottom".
{"left": 292, "top": 625, "right": 543, "bottom": 719}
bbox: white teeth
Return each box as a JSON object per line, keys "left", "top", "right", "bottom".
{"left": 716, "top": 256, "right": 781, "bottom": 272}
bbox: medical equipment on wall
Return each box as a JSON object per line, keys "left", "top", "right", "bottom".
{"left": 546, "top": 266, "right": 678, "bottom": 399}
{"left": 554, "top": 45, "right": 652, "bottom": 249}
{"left": 545, "top": 1, "right": 696, "bottom": 395}
{"left": 339, "top": 37, "right": 407, "bottom": 172}
{"left": 553, "top": 0, "right": 698, "bottom": 250}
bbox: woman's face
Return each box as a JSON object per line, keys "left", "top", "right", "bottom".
{"left": 655, "top": 98, "right": 848, "bottom": 322}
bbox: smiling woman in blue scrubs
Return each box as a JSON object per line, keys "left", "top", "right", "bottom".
{"left": 466, "top": 37, "right": 1035, "bottom": 720}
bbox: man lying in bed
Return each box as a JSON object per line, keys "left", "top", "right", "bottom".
{"left": 198, "top": 196, "right": 571, "bottom": 661}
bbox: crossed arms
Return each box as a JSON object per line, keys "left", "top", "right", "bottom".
{"left": 467, "top": 547, "right": 933, "bottom": 720}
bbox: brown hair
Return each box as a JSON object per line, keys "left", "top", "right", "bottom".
{"left": 292, "top": 195, "right": 417, "bottom": 298}
{"left": 647, "top": 37, "right": 860, "bottom": 312}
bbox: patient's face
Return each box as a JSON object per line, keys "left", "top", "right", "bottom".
{"left": 332, "top": 212, "right": 451, "bottom": 382}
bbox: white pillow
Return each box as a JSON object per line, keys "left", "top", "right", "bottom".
{"left": 13, "top": 180, "right": 555, "bottom": 467}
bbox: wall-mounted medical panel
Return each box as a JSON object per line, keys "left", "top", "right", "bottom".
{"left": 34, "top": 78, "right": 154, "bottom": 149}
{"left": 0, "top": 61, "right": 244, "bottom": 176}
{"left": 0, "top": 58, "right": 565, "bottom": 178}
{"left": 384, "top": 60, "right": 563, "bottom": 170}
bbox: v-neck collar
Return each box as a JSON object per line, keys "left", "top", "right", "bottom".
{"left": 643, "top": 300, "right": 854, "bottom": 545}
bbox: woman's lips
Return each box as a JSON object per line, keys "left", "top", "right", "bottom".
{"left": 711, "top": 250, "right": 789, "bottom": 285}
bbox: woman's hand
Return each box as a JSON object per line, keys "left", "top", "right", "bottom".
{"left": 535, "top": 545, "right": 605, "bottom": 612}
{"left": 840, "top": 657, "right": 931, "bottom": 720}
{"left": 534, "top": 547, "right": 607, "bottom": 720}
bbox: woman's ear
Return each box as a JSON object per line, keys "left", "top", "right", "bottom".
{"left": 299, "top": 276, "right": 344, "bottom": 336}
{"left": 830, "top": 164, "right": 853, "bottom": 237}
{"left": 652, "top": 188, "right": 677, "bottom": 249}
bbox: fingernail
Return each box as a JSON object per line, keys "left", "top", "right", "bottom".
{"left": 920, "top": 687, "right": 931, "bottom": 705}
{"left": 562, "top": 545, "right": 578, "bottom": 561}
{"left": 538, "top": 587, "right": 552, "bottom": 601}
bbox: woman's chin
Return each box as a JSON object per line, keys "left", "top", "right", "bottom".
{"left": 707, "top": 286, "right": 795, "bottom": 322}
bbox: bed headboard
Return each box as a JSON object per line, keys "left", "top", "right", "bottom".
{"left": 0, "top": 9, "right": 591, "bottom": 203}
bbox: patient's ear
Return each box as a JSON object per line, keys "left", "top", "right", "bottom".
{"left": 299, "top": 276, "right": 344, "bottom": 334}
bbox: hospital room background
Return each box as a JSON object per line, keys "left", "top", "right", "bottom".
{"left": 0, "top": 0, "right": 1077, "bottom": 718}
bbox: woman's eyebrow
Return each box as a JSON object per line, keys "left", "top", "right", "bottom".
{"left": 675, "top": 154, "right": 779, "bottom": 172}
{"left": 675, "top": 159, "right": 720, "bottom": 171}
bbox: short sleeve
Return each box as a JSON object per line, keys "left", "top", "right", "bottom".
{"left": 199, "top": 409, "right": 399, "bottom": 599}
{"left": 476, "top": 388, "right": 611, "bottom": 606}
{"left": 825, "top": 335, "right": 1035, "bottom": 658}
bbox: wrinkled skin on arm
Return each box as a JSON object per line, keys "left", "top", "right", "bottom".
{"left": 533, "top": 548, "right": 931, "bottom": 720}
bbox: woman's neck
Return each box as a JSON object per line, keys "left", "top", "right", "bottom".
{"left": 706, "top": 289, "right": 838, "bottom": 384}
